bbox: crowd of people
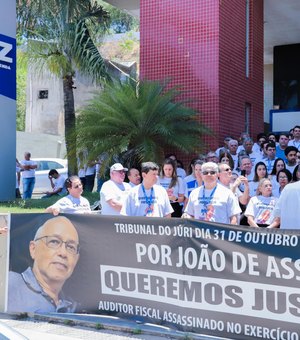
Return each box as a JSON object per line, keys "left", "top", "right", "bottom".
{"left": 96, "top": 125, "right": 300, "bottom": 229}
{"left": 16, "top": 125, "right": 300, "bottom": 229}
{"left": 5, "top": 127, "right": 299, "bottom": 316}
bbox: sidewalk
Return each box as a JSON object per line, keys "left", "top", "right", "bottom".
{"left": 0, "top": 313, "right": 223, "bottom": 340}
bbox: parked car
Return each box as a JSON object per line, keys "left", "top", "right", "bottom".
{"left": 19, "top": 158, "right": 68, "bottom": 195}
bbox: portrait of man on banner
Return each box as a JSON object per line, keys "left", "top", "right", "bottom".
{"left": 7, "top": 216, "right": 80, "bottom": 313}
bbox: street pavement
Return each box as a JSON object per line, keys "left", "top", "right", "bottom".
{"left": 0, "top": 312, "right": 223, "bottom": 340}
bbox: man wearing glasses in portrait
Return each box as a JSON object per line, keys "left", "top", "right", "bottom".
{"left": 8, "top": 216, "right": 80, "bottom": 313}
{"left": 183, "top": 162, "right": 241, "bottom": 224}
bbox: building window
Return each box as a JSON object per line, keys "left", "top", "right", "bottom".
{"left": 38, "top": 90, "right": 48, "bottom": 99}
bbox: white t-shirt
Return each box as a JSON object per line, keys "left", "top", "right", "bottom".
{"left": 269, "top": 176, "right": 280, "bottom": 197}
{"left": 249, "top": 181, "right": 259, "bottom": 197}
{"left": 230, "top": 154, "right": 239, "bottom": 170}
{"left": 20, "top": 160, "right": 37, "bottom": 178}
{"left": 177, "top": 168, "right": 186, "bottom": 179}
{"left": 274, "top": 181, "right": 300, "bottom": 229}
{"left": 159, "top": 177, "right": 185, "bottom": 202}
{"left": 16, "top": 166, "right": 20, "bottom": 189}
{"left": 100, "top": 180, "right": 131, "bottom": 215}
{"left": 215, "top": 146, "right": 227, "bottom": 157}
{"left": 252, "top": 143, "right": 261, "bottom": 154}
{"left": 121, "top": 184, "right": 173, "bottom": 217}
{"left": 86, "top": 165, "right": 96, "bottom": 176}
{"left": 248, "top": 151, "right": 262, "bottom": 165}
{"left": 49, "top": 194, "right": 91, "bottom": 214}
{"left": 185, "top": 184, "right": 241, "bottom": 223}
{"left": 288, "top": 139, "right": 300, "bottom": 150}
{"left": 54, "top": 175, "right": 67, "bottom": 196}
{"left": 245, "top": 195, "right": 277, "bottom": 225}
{"left": 263, "top": 158, "right": 276, "bottom": 175}
{"left": 285, "top": 164, "right": 296, "bottom": 174}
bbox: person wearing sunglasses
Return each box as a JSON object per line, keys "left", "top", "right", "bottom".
{"left": 100, "top": 163, "right": 131, "bottom": 215}
{"left": 183, "top": 162, "right": 241, "bottom": 224}
{"left": 8, "top": 216, "right": 80, "bottom": 313}
{"left": 46, "top": 176, "right": 91, "bottom": 215}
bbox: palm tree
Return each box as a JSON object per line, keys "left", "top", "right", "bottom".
{"left": 75, "top": 79, "right": 210, "bottom": 170}
{"left": 17, "top": 0, "right": 110, "bottom": 175}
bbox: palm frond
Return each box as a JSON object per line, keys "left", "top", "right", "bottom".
{"left": 75, "top": 79, "right": 211, "bottom": 167}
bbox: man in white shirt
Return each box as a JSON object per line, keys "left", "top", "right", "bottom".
{"left": 252, "top": 133, "right": 267, "bottom": 154}
{"left": 121, "top": 162, "right": 173, "bottom": 217}
{"left": 127, "top": 168, "right": 141, "bottom": 187}
{"left": 228, "top": 139, "right": 239, "bottom": 170}
{"left": 183, "top": 162, "right": 241, "bottom": 224}
{"left": 262, "top": 142, "right": 277, "bottom": 174}
{"left": 288, "top": 125, "right": 300, "bottom": 150}
{"left": 284, "top": 146, "right": 298, "bottom": 174}
{"left": 42, "top": 169, "right": 67, "bottom": 198}
{"left": 215, "top": 136, "right": 233, "bottom": 157}
{"left": 235, "top": 156, "right": 254, "bottom": 197}
{"left": 241, "top": 137, "right": 262, "bottom": 165}
{"left": 20, "top": 152, "right": 37, "bottom": 199}
{"left": 100, "top": 163, "right": 131, "bottom": 215}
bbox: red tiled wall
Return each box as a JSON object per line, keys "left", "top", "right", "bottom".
{"left": 140, "top": 0, "right": 263, "bottom": 159}
{"left": 219, "top": 0, "right": 264, "bottom": 142}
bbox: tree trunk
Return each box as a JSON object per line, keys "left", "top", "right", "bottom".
{"left": 63, "top": 74, "right": 77, "bottom": 176}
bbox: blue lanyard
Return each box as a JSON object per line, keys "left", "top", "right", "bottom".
{"left": 142, "top": 184, "right": 154, "bottom": 207}
{"left": 201, "top": 185, "right": 217, "bottom": 215}
{"left": 202, "top": 185, "right": 217, "bottom": 203}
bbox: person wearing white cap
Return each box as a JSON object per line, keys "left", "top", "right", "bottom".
{"left": 100, "top": 163, "right": 131, "bottom": 215}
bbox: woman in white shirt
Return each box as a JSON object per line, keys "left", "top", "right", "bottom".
{"left": 46, "top": 176, "right": 91, "bottom": 215}
{"left": 245, "top": 178, "right": 279, "bottom": 228}
{"left": 269, "top": 158, "right": 286, "bottom": 191}
{"left": 249, "top": 161, "right": 268, "bottom": 197}
{"left": 273, "top": 169, "right": 292, "bottom": 197}
{"left": 159, "top": 158, "right": 185, "bottom": 217}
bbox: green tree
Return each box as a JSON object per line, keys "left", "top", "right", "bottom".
{"left": 17, "top": 0, "right": 110, "bottom": 175}
{"left": 16, "top": 50, "right": 27, "bottom": 131}
{"left": 98, "top": 1, "right": 139, "bottom": 33}
{"left": 75, "top": 79, "right": 210, "bottom": 169}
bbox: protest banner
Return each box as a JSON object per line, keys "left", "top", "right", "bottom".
{"left": 7, "top": 213, "right": 300, "bottom": 339}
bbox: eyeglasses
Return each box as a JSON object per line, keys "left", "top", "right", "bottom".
{"left": 73, "top": 183, "right": 82, "bottom": 189}
{"left": 278, "top": 176, "right": 288, "bottom": 180}
{"left": 35, "top": 236, "right": 80, "bottom": 255}
{"left": 114, "top": 170, "right": 126, "bottom": 174}
{"left": 202, "top": 171, "right": 217, "bottom": 175}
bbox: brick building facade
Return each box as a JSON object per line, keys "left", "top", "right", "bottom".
{"left": 140, "top": 0, "right": 264, "bottom": 153}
